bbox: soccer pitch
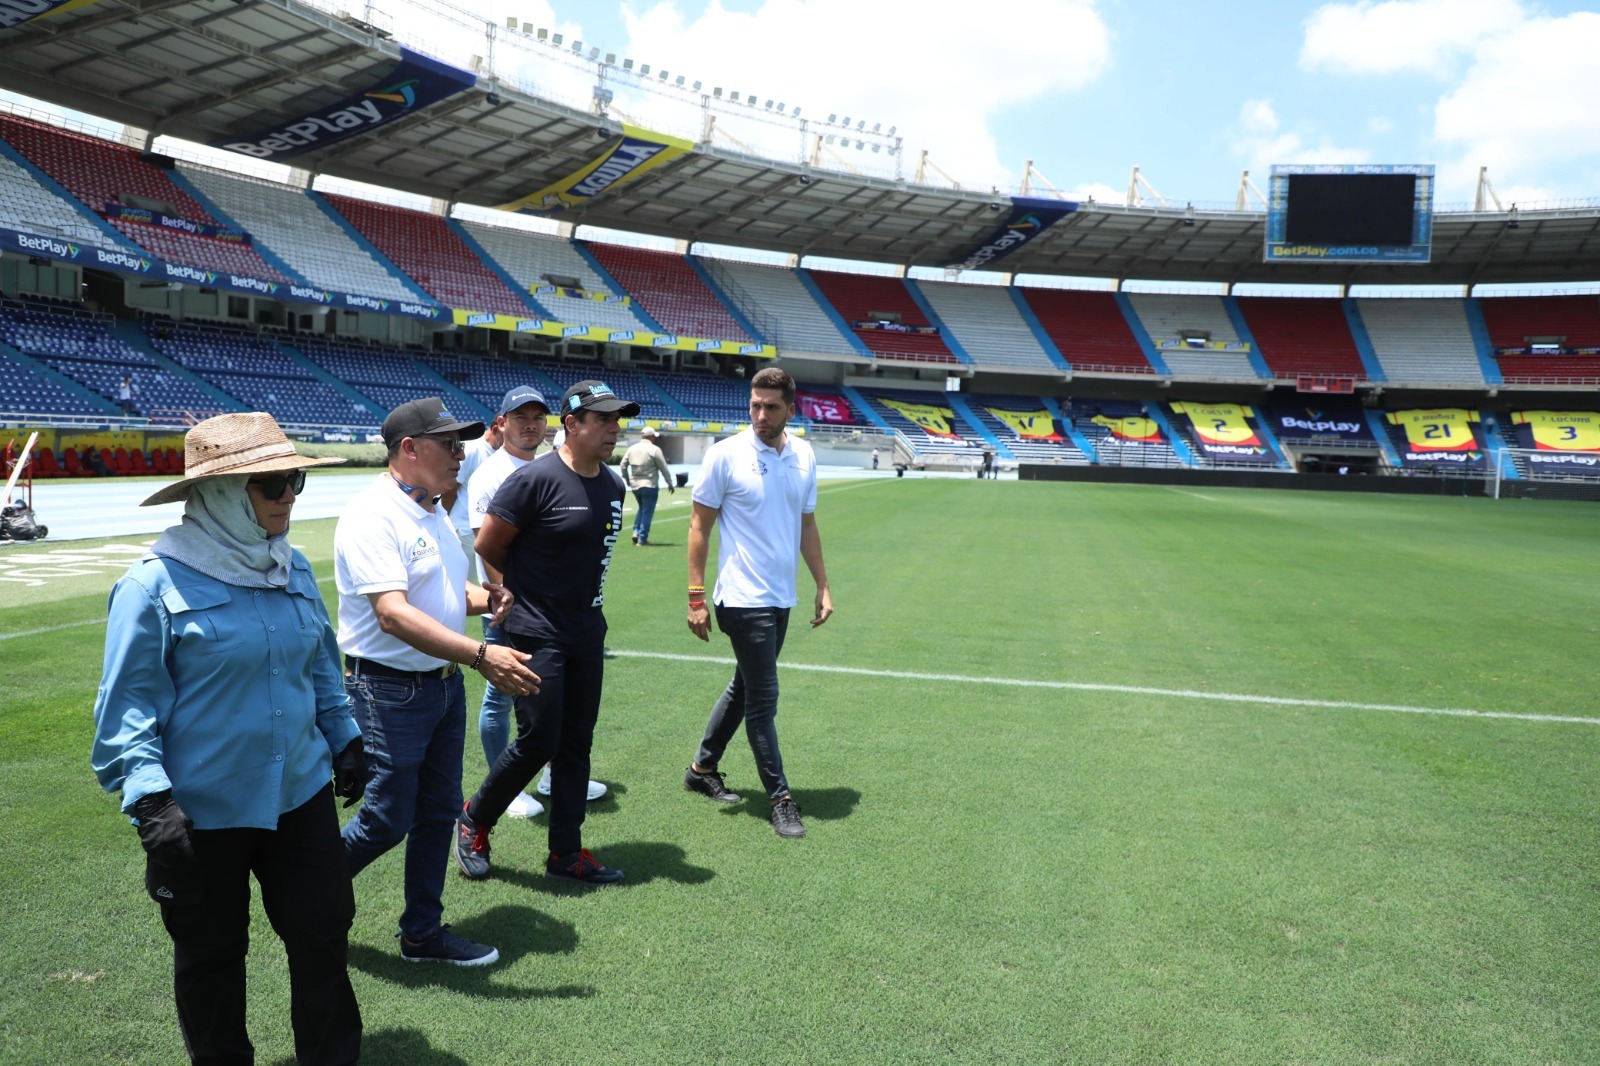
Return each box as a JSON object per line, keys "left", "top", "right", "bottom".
{"left": 2, "top": 478, "right": 1596, "bottom": 1064}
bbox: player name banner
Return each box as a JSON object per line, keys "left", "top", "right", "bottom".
{"left": 853, "top": 320, "right": 940, "bottom": 335}
{"left": 881, "top": 399, "right": 960, "bottom": 436}
{"left": 499, "top": 124, "right": 693, "bottom": 216}
{"left": 1267, "top": 406, "right": 1374, "bottom": 442}
{"left": 1169, "top": 402, "right": 1274, "bottom": 463}
{"left": 797, "top": 393, "right": 854, "bottom": 423}
{"left": 104, "top": 204, "right": 252, "bottom": 244}
{"left": 1090, "top": 414, "right": 1164, "bottom": 444}
{"left": 1510, "top": 411, "right": 1600, "bottom": 464}
{"left": 533, "top": 284, "right": 631, "bottom": 306}
{"left": 214, "top": 49, "right": 475, "bottom": 161}
{"left": 987, "top": 408, "right": 1061, "bottom": 441}
{"left": 944, "top": 196, "right": 1078, "bottom": 272}
{"left": 1384, "top": 408, "right": 1485, "bottom": 469}
{"left": 0, "top": 0, "right": 101, "bottom": 28}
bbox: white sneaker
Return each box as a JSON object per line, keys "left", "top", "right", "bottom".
{"left": 536, "top": 766, "right": 608, "bottom": 802}
{"left": 504, "top": 791, "right": 544, "bottom": 819}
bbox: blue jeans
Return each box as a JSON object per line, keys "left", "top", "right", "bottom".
{"left": 341, "top": 668, "right": 465, "bottom": 942}
{"left": 696, "top": 605, "right": 791, "bottom": 801}
{"left": 477, "top": 618, "right": 513, "bottom": 767}
{"left": 632, "top": 487, "right": 659, "bottom": 543}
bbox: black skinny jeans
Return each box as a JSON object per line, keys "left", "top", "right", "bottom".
{"left": 697, "top": 605, "right": 792, "bottom": 802}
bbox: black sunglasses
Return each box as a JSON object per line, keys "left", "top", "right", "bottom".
{"left": 248, "top": 469, "right": 307, "bottom": 499}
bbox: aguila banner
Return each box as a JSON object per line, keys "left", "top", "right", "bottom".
{"left": 214, "top": 49, "right": 476, "bottom": 161}
{"left": 987, "top": 408, "right": 1061, "bottom": 441}
{"left": 499, "top": 124, "right": 694, "bottom": 216}
{"left": 882, "top": 399, "right": 960, "bottom": 437}
{"left": 797, "top": 393, "right": 854, "bottom": 423}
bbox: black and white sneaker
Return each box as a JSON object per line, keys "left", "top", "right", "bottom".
{"left": 769, "top": 796, "right": 805, "bottom": 839}
{"left": 399, "top": 925, "right": 499, "bottom": 966}
{"left": 684, "top": 765, "right": 741, "bottom": 804}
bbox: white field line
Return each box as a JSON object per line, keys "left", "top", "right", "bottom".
{"left": 604, "top": 649, "right": 1600, "bottom": 727}
{"left": 1163, "top": 486, "right": 1219, "bottom": 502}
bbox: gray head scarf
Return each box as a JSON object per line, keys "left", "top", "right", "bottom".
{"left": 151, "top": 476, "right": 294, "bottom": 589}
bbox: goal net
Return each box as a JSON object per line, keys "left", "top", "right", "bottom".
{"left": 1487, "top": 448, "right": 1600, "bottom": 501}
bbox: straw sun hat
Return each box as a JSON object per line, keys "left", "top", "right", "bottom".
{"left": 140, "top": 412, "right": 345, "bottom": 507}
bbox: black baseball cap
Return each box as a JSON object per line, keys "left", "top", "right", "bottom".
{"left": 562, "top": 379, "right": 640, "bottom": 417}
{"left": 499, "top": 386, "right": 549, "bottom": 416}
{"left": 382, "top": 397, "right": 486, "bottom": 448}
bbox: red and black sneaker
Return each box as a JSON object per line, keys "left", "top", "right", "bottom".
{"left": 545, "top": 848, "right": 624, "bottom": 885}
{"left": 453, "top": 802, "right": 492, "bottom": 880}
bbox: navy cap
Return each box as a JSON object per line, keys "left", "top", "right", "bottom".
{"left": 561, "top": 379, "right": 640, "bottom": 417}
{"left": 499, "top": 386, "right": 549, "bottom": 416}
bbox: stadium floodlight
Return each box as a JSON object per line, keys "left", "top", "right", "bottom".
{"left": 571, "top": 39, "right": 582, "bottom": 51}
{"left": 693, "top": 80, "right": 702, "bottom": 90}
{"left": 522, "top": 22, "right": 534, "bottom": 34}
{"left": 856, "top": 119, "right": 865, "bottom": 130}
{"left": 536, "top": 27, "right": 548, "bottom": 40}
{"left": 855, "top": 140, "right": 864, "bottom": 150}
{"left": 640, "top": 64, "right": 650, "bottom": 75}
{"left": 730, "top": 91, "right": 739, "bottom": 101}
{"left": 792, "top": 108, "right": 801, "bottom": 118}
{"left": 872, "top": 123, "right": 880, "bottom": 133}
{"left": 551, "top": 32, "right": 562, "bottom": 45}
{"left": 840, "top": 116, "right": 850, "bottom": 126}
{"left": 871, "top": 144, "right": 880, "bottom": 153}
{"left": 504, "top": 16, "right": 516, "bottom": 29}
{"left": 623, "top": 58, "right": 634, "bottom": 70}
{"left": 605, "top": 53, "right": 615, "bottom": 65}
{"left": 659, "top": 70, "right": 669, "bottom": 80}
{"left": 1507, "top": 204, "right": 1520, "bottom": 229}
{"left": 888, "top": 126, "right": 896, "bottom": 135}
{"left": 828, "top": 113, "right": 837, "bottom": 124}
{"left": 713, "top": 86, "right": 723, "bottom": 97}
{"left": 765, "top": 99, "right": 773, "bottom": 109}
{"left": 589, "top": 47, "right": 600, "bottom": 60}
{"left": 824, "top": 134, "right": 835, "bottom": 144}
{"left": 676, "top": 75, "right": 686, "bottom": 86}
{"left": 746, "top": 95, "right": 756, "bottom": 106}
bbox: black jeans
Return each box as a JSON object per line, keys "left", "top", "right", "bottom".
{"left": 697, "top": 605, "right": 791, "bottom": 801}
{"left": 469, "top": 632, "right": 605, "bottom": 856}
{"left": 155, "top": 784, "right": 360, "bottom": 1066}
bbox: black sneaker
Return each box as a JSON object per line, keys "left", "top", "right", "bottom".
{"left": 770, "top": 796, "right": 805, "bottom": 839}
{"left": 684, "top": 765, "right": 741, "bottom": 804}
{"left": 454, "top": 803, "right": 491, "bottom": 880}
{"left": 546, "top": 848, "right": 625, "bottom": 885}
{"left": 399, "top": 925, "right": 499, "bottom": 967}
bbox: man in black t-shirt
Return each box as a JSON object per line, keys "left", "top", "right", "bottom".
{"left": 455, "top": 380, "right": 638, "bottom": 886}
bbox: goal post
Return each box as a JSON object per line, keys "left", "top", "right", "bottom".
{"left": 1488, "top": 447, "right": 1600, "bottom": 501}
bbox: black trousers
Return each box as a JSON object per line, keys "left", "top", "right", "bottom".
{"left": 469, "top": 632, "right": 605, "bottom": 857}
{"left": 154, "top": 783, "right": 361, "bottom": 1066}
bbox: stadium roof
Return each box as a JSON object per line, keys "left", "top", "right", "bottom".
{"left": 5, "top": 0, "right": 1599, "bottom": 288}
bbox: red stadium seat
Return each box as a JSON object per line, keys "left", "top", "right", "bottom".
{"left": 112, "top": 447, "right": 133, "bottom": 475}
{"left": 128, "top": 449, "right": 149, "bottom": 474}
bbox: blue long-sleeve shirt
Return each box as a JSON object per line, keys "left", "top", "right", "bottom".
{"left": 91, "top": 551, "right": 360, "bottom": 830}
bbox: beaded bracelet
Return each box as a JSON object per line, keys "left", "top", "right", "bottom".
{"left": 469, "top": 641, "right": 487, "bottom": 671}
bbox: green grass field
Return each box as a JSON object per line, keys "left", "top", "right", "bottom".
{"left": 2, "top": 479, "right": 1597, "bottom": 1065}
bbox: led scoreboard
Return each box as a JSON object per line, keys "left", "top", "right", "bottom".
{"left": 1265, "top": 164, "right": 1434, "bottom": 264}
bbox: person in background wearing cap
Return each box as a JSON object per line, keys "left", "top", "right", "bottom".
{"left": 334, "top": 397, "right": 540, "bottom": 967}
{"left": 620, "top": 424, "right": 675, "bottom": 546}
{"left": 450, "top": 405, "right": 503, "bottom": 565}
{"left": 453, "top": 380, "right": 636, "bottom": 886}
{"left": 466, "top": 386, "right": 609, "bottom": 819}
{"left": 91, "top": 412, "right": 365, "bottom": 1065}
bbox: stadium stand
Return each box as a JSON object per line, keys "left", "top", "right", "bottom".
{"left": 1126, "top": 294, "right": 1260, "bottom": 380}
{"left": 806, "top": 271, "right": 961, "bottom": 364}
{"left": 0, "top": 114, "right": 289, "bottom": 282}
{"left": 916, "top": 280, "right": 1059, "bottom": 371}
{"left": 582, "top": 242, "right": 753, "bottom": 342}
{"left": 0, "top": 344, "right": 112, "bottom": 418}
{"left": 1357, "top": 298, "right": 1485, "bottom": 385}
{"left": 319, "top": 193, "right": 528, "bottom": 314}
{"left": 1479, "top": 295, "right": 1600, "bottom": 384}
{"left": 963, "top": 396, "right": 1088, "bottom": 464}
{"left": 182, "top": 166, "right": 426, "bottom": 303}
{"left": 144, "top": 319, "right": 360, "bottom": 426}
{"left": 458, "top": 221, "right": 657, "bottom": 333}
{"left": 649, "top": 369, "right": 753, "bottom": 423}
{"left": 0, "top": 149, "right": 125, "bottom": 250}
{"left": 521, "top": 357, "right": 680, "bottom": 421}
{"left": 695, "top": 259, "right": 859, "bottom": 357}
{"left": 1016, "top": 289, "right": 1155, "bottom": 374}
{"left": 854, "top": 388, "right": 979, "bottom": 460}
{"left": 1069, "top": 399, "right": 1185, "bottom": 467}
{"left": 1234, "top": 296, "right": 1367, "bottom": 381}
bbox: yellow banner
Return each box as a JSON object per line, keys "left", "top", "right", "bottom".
{"left": 988, "top": 408, "right": 1060, "bottom": 440}
{"left": 532, "top": 283, "right": 631, "bottom": 307}
{"left": 882, "top": 399, "right": 959, "bottom": 436}
{"left": 1512, "top": 410, "right": 1600, "bottom": 452}
{"left": 1385, "top": 408, "right": 1480, "bottom": 452}
{"left": 497, "top": 124, "right": 694, "bottom": 216}
{"left": 1170, "top": 402, "right": 1261, "bottom": 446}
{"left": 449, "top": 308, "right": 773, "bottom": 358}
{"left": 1091, "top": 415, "right": 1162, "bottom": 443}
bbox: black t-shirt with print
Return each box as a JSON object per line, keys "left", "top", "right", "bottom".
{"left": 487, "top": 451, "right": 625, "bottom": 643}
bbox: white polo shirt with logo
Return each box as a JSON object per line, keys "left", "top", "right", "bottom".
{"left": 693, "top": 428, "right": 817, "bottom": 608}
{"left": 334, "top": 474, "right": 468, "bottom": 670}
{"left": 466, "top": 446, "right": 532, "bottom": 583}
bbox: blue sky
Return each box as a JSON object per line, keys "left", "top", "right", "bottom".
{"left": 478, "top": 0, "right": 1600, "bottom": 209}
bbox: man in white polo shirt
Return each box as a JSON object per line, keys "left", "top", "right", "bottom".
{"left": 682, "top": 367, "right": 833, "bottom": 839}
{"left": 335, "top": 397, "right": 540, "bottom": 967}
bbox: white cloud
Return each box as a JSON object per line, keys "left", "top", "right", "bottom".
{"left": 1367, "top": 116, "right": 1395, "bottom": 135}
{"left": 1299, "top": 0, "right": 1526, "bottom": 76}
{"left": 1431, "top": 11, "right": 1600, "bottom": 203}
{"left": 1230, "top": 99, "right": 1370, "bottom": 176}
{"left": 609, "top": 0, "right": 1112, "bottom": 189}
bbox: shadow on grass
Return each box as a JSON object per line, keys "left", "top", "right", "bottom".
{"left": 348, "top": 904, "right": 591, "bottom": 1000}
{"left": 726, "top": 786, "right": 861, "bottom": 826}
{"left": 268, "top": 1028, "right": 470, "bottom": 1066}
{"left": 489, "top": 839, "right": 716, "bottom": 892}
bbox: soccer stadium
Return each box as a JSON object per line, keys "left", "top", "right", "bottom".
{"left": 1, "top": 1, "right": 1597, "bottom": 1063}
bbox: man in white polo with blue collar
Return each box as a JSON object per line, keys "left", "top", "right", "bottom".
{"left": 335, "top": 397, "right": 539, "bottom": 967}
{"left": 682, "top": 367, "right": 833, "bottom": 839}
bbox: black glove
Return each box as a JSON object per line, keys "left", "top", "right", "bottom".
{"left": 333, "top": 738, "right": 370, "bottom": 808}
{"left": 132, "top": 789, "right": 196, "bottom": 868}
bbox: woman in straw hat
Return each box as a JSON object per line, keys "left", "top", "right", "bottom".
{"left": 91, "top": 412, "right": 366, "bottom": 1065}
